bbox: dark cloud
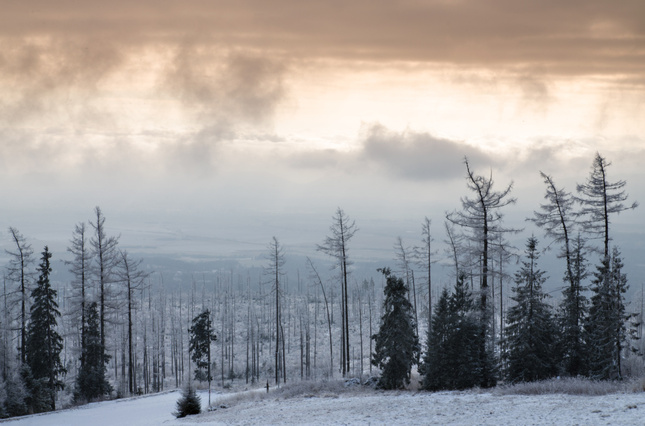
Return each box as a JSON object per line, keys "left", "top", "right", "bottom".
{"left": 163, "top": 46, "right": 287, "bottom": 124}
{"left": 1, "top": 0, "right": 643, "bottom": 83}
{"left": 359, "top": 124, "right": 495, "bottom": 180}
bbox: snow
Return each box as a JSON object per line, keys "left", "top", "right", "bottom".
{"left": 2, "top": 388, "right": 644, "bottom": 425}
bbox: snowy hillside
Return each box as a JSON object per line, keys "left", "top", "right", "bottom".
{"left": 2, "top": 385, "right": 644, "bottom": 426}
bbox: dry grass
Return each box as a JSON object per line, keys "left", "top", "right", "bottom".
{"left": 211, "top": 379, "right": 372, "bottom": 408}
{"left": 494, "top": 377, "right": 641, "bottom": 396}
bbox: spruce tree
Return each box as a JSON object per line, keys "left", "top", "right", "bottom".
{"left": 25, "top": 247, "right": 65, "bottom": 412}
{"left": 503, "top": 237, "right": 558, "bottom": 383}
{"left": 371, "top": 268, "right": 419, "bottom": 390}
{"left": 557, "top": 234, "right": 589, "bottom": 376}
{"left": 174, "top": 382, "right": 201, "bottom": 418}
{"left": 585, "top": 247, "right": 629, "bottom": 380}
{"left": 75, "top": 302, "right": 112, "bottom": 402}
{"left": 421, "top": 273, "right": 481, "bottom": 390}
{"left": 189, "top": 310, "right": 217, "bottom": 404}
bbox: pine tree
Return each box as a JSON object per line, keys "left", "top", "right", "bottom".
{"left": 174, "top": 382, "right": 201, "bottom": 418}
{"left": 585, "top": 247, "right": 629, "bottom": 380}
{"left": 189, "top": 310, "right": 217, "bottom": 404}
{"left": 421, "top": 273, "right": 485, "bottom": 391}
{"left": 75, "top": 302, "right": 112, "bottom": 402}
{"left": 503, "top": 237, "right": 558, "bottom": 383}
{"left": 557, "top": 233, "right": 589, "bottom": 376}
{"left": 25, "top": 247, "right": 65, "bottom": 412}
{"left": 371, "top": 268, "right": 419, "bottom": 390}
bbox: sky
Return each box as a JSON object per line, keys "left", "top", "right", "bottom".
{"left": 0, "top": 1, "right": 643, "bottom": 286}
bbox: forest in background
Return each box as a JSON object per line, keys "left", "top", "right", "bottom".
{"left": 0, "top": 152, "right": 641, "bottom": 417}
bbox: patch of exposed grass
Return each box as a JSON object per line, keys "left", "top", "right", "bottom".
{"left": 494, "top": 377, "right": 640, "bottom": 396}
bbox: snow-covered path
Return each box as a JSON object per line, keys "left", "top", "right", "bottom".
{"left": 0, "top": 390, "right": 212, "bottom": 426}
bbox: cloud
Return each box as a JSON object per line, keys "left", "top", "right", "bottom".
{"left": 1, "top": 1, "right": 642, "bottom": 83}
{"left": 359, "top": 124, "right": 495, "bottom": 180}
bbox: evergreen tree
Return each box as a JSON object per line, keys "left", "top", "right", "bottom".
{"left": 189, "top": 310, "right": 217, "bottom": 404}
{"left": 75, "top": 302, "right": 112, "bottom": 402}
{"left": 557, "top": 233, "right": 589, "bottom": 376}
{"left": 371, "top": 268, "right": 419, "bottom": 390}
{"left": 421, "top": 273, "right": 481, "bottom": 390}
{"left": 25, "top": 247, "right": 65, "bottom": 411}
{"left": 503, "top": 237, "right": 558, "bottom": 383}
{"left": 585, "top": 247, "right": 629, "bottom": 380}
{"left": 174, "top": 382, "right": 201, "bottom": 418}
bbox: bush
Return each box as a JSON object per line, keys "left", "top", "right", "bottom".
{"left": 494, "top": 377, "right": 635, "bottom": 396}
{"left": 174, "top": 383, "right": 201, "bottom": 418}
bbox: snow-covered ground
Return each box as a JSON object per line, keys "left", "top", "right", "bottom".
{"left": 2, "top": 387, "right": 644, "bottom": 425}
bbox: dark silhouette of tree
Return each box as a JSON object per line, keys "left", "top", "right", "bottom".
{"left": 317, "top": 208, "right": 357, "bottom": 377}
{"left": 6, "top": 227, "right": 34, "bottom": 365}
{"left": 585, "top": 247, "right": 629, "bottom": 380}
{"left": 503, "top": 237, "right": 557, "bottom": 383}
{"left": 371, "top": 268, "right": 419, "bottom": 390}
{"left": 74, "top": 302, "right": 112, "bottom": 403}
{"left": 421, "top": 272, "right": 481, "bottom": 390}
{"left": 26, "top": 247, "right": 65, "bottom": 411}
{"left": 189, "top": 310, "right": 217, "bottom": 405}
{"left": 576, "top": 153, "right": 638, "bottom": 259}
{"left": 174, "top": 382, "right": 201, "bottom": 418}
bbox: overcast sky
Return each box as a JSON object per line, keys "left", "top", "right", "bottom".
{"left": 1, "top": 1, "right": 643, "bottom": 284}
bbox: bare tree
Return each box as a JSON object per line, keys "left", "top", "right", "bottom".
{"left": 394, "top": 237, "right": 417, "bottom": 337}
{"left": 317, "top": 207, "right": 357, "bottom": 377}
{"left": 575, "top": 152, "right": 638, "bottom": 259}
{"left": 307, "top": 257, "right": 333, "bottom": 378}
{"left": 115, "top": 250, "right": 150, "bottom": 395}
{"left": 446, "top": 158, "right": 518, "bottom": 315}
{"left": 89, "top": 206, "right": 120, "bottom": 369}
{"left": 5, "top": 227, "right": 34, "bottom": 364}
{"left": 265, "top": 237, "right": 285, "bottom": 384}
{"left": 415, "top": 217, "right": 438, "bottom": 332}
{"left": 66, "top": 223, "right": 91, "bottom": 368}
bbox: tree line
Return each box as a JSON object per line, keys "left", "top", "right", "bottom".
{"left": 0, "top": 152, "right": 640, "bottom": 417}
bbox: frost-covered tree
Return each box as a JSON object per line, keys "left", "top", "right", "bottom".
{"left": 89, "top": 206, "right": 120, "bottom": 369}
{"left": 26, "top": 247, "right": 65, "bottom": 411}
{"left": 66, "top": 223, "right": 91, "bottom": 369}
{"left": 585, "top": 247, "right": 629, "bottom": 380}
{"left": 5, "top": 227, "right": 34, "bottom": 365}
{"left": 575, "top": 153, "right": 638, "bottom": 259}
{"left": 265, "top": 237, "right": 285, "bottom": 384}
{"left": 371, "top": 268, "right": 419, "bottom": 390}
{"left": 503, "top": 237, "right": 558, "bottom": 383}
{"left": 317, "top": 207, "right": 357, "bottom": 377}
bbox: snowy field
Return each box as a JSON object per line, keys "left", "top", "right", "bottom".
{"left": 1, "top": 385, "right": 644, "bottom": 425}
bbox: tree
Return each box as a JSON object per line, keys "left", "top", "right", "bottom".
{"left": 26, "top": 247, "right": 65, "bottom": 411}
{"left": 174, "top": 382, "right": 201, "bottom": 418}
{"left": 265, "top": 237, "right": 285, "bottom": 384}
{"left": 115, "top": 250, "right": 149, "bottom": 395}
{"left": 317, "top": 207, "right": 357, "bottom": 377}
{"left": 503, "top": 237, "right": 557, "bottom": 383}
{"left": 89, "top": 206, "right": 120, "bottom": 370}
{"left": 189, "top": 310, "right": 217, "bottom": 405}
{"left": 74, "top": 302, "right": 112, "bottom": 403}
{"left": 557, "top": 233, "right": 589, "bottom": 377}
{"left": 585, "top": 247, "right": 629, "bottom": 380}
{"left": 5, "top": 227, "right": 34, "bottom": 365}
{"left": 446, "top": 158, "right": 517, "bottom": 387}
{"left": 421, "top": 273, "right": 481, "bottom": 391}
{"left": 576, "top": 152, "right": 638, "bottom": 259}
{"left": 371, "top": 268, "right": 419, "bottom": 390}
{"left": 66, "top": 223, "right": 91, "bottom": 371}
{"left": 415, "top": 217, "right": 438, "bottom": 333}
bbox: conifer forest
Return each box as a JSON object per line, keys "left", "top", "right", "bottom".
{"left": 0, "top": 153, "right": 642, "bottom": 418}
